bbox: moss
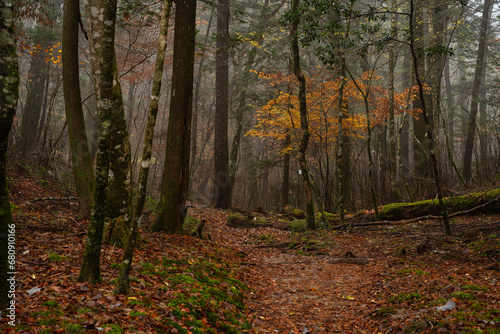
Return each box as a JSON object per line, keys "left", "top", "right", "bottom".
{"left": 102, "top": 324, "right": 123, "bottom": 334}
{"left": 183, "top": 214, "right": 200, "bottom": 233}
{"left": 292, "top": 208, "right": 306, "bottom": 219}
{"left": 315, "top": 211, "right": 339, "bottom": 222}
{"left": 226, "top": 213, "right": 249, "bottom": 227}
{"left": 42, "top": 300, "right": 60, "bottom": 308}
{"left": 103, "top": 216, "right": 128, "bottom": 248}
{"left": 47, "top": 253, "right": 66, "bottom": 262}
{"left": 379, "top": 187, "right": 500, "bottom": 220}
{"left": 62, "top": 321, "right": 84, "bottom": 333}
{"left": 226, "top": 214, "right": 271, "bottom": 228}
{"left": 289, "top": 219, "right": 307, "bottom": 232}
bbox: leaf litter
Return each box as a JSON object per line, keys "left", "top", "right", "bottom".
{"left": 1, "top": 169, "right": 499, "bottom": 333}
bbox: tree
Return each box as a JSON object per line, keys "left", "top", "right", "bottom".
{"left": 116, "top": 0, "right": 173, "bottom": 294}
{"left": 290, "top": 0, "right": 315, "bottom": 229}
{"left": 62, "top": 0, "right": 95, "bottom": 219}
{"left": 17, "top": 29, "right": 52, "bottom": 153}
{"left": 77, "top": 0, "right": 118, "bottom": 283}
{"left": 409, "top": 0, "right": 451, "bottom": 236}
{"left": 0, "top": 0, "right": 19, "bottom": 310}
{"left": 213, "top": 0, "right": 231, "bottom": 209}
{"left": 462, "top": 0, "right": 493, "bottom": 182}
{"left": 152, "top": 0, "right": 197, "bottom": 233}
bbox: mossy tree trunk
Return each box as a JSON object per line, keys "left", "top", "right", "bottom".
{"left": 291, "top": 0, "right": 316, "bottom": 230}
{"left": 77, "top": 0, "right": 118, "bottom": 283}
{"left": 116, "top": 0, "right": 173, "bottom": 294}
{"left": 0, "top": 0, "right": 19, "bottom": 310}
{"left": 62, "top": 0, "right": 95, "bottom": 219}
{"left": 84, "top": 0, "right": 131, "bottom": 230}
{"left": 106, "top": 58, "right": 132, "bottom": 224}
{"left": 152, "top": 0, "right": 196, "bottom": 233}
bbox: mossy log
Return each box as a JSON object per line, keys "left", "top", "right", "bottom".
{"left": 378, "top": 188, "right": 500, "bottom": 221}
{"left": 226, "top": 213, "right": 290, "bottom": 230}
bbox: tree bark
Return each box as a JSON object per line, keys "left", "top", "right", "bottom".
{"left": 388, "top": 0, "right": 401, "bottom": 201}
{"left": 77, "top": 0, "right": 118, "bottom": 283}
{"left": 17, "top": 49, "right": 50, "bottom": 153}
{"left": 62, "top": 0, "right": 95, "bottom": 219}
{"left": 412, "top": 0, "right": 431, "bottom": 178}
{"left": 116, "top": 0, "right": 173, "bottom": 294}
{"left": 291, "top": 0, "right": 315, "bottom": 229}
{"left": 462, "top": 0, "right": 493, "bottom": 182}
{"left": 409, "top": 0, "right": 451, "bottom": 236}
{"left": 0, "top": 0, "right": 19, "bottom": 310}
{"left": 152, "top": 0, "right": 196, "bottom": 233}
{"left": 213, "top": 0, "right": 231, "bottom": 209}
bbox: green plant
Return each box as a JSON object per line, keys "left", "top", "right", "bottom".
{"left": 390, "top": 292, "right": 422, "bottom": 304}
{"left": 62, "top": 321, "right": 84, "bottom": 333}
{"left": 451, "top": 291, "right": 476, "bottom": 300}
{"left": 129, "top": 310, "right": 147, "bottom": 317}
{"left": 47, "top": 253, "right": 66, "bottom": 262}
{"left": 102, "top": 324, "right": 123, "bottom": 334}
{"left": 42, "top": 300, "right": 60, "bottom": 308}
{"left": 38, "top": 318, "right": 58, "bottom": 325}
{"left": 76, "top": 307, "right": 93, "bottom": 314}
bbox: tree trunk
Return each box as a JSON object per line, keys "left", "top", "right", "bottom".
{"left": 0, "top": 0, "right": 19, "bottom": 310}
{"left": 116, "top": 0, "right": 173, "bottom": 294}
{"left": 228, "top": 51, "right": 257, "bottom": 196}
{"left": 152, "top": 0, "right": 196, "bottom": 233}
{"left": 213, "top": 0, "right": 231, "bottom": 209}
{"left": 291, "top": 0, "right": 315, "bottom": 229}
{"left": 77, "top": 0, "right": 118, "bottom": 283}
{"left": 462, "top": 0, "right": 492, "bottom": 183}
{"left": 412, "top": 0, "right": 431, "bottom": 179}
{"left": 62, "top": 0, "right": 95, "bottom": 219}
{"left": 409, "top": 0, "right": 451, "bottom": 236}
{"left": 282, "top": 134, "right": 291, "bottom": 208}
{"left": 191, "top": 8, "right": 214, "bottom": 180}
{"left": 105, "top": 58, "right": 132, "bottom": 224}
{"left": 17, "top": 50, "right": 50, "bottom": 153}
{"left": 388, "top": 0, "right": 401, "bottom": 201}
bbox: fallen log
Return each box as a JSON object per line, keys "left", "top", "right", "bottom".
{"left": 376, "top": 188, "right": 500, "bottom": 221}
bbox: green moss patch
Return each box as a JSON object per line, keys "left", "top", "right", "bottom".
{"left": 289, "top": 219, "right": 307, "bottom": 232}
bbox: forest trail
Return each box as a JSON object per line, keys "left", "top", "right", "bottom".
{"left": 189, "top": 204, "right": 500, "bottom": 333}
{"left": 3, "top": 170, "right": 499, "bottom": 333}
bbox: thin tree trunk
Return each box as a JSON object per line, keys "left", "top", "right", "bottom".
{"left": 116, "top": 0, "right": 173, "bottom": 294}
{"left": 409, "top": 0, "right": 451, "bottom": 236}
{"left": 62, "top": 0, "right": 95, "bottom": 219}
{"left": 388, "top": 0, "right": 401, "bottom": 201}
{"left": 462, "top": 0, "right": 493, "bottom": 182}
{"left": 191, "top": 8, "right": 214, "bottom": 179}
{"left": 291, "top": 0, "right": 315, "bottom": 229}
{"left": 17, "top": 50, "right": 50, "bottom": 152}
{"left": 282, "top": 134, "right": 291, "bottom": 208}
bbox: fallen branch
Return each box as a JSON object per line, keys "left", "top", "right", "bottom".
{"left": 28, "top": 196, "right": 77, "bottom": 203}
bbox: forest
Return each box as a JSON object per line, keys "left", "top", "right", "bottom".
{"left": 0, "top": 0, "right": 499, "bottom": 332}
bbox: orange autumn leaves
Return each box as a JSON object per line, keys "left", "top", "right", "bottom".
{"left": 248, "top": 69, "right": 422, "bottom": 155}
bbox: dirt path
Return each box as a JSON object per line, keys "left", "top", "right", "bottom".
{"left": 191, "top": 205, "right": 500, "bottom": 333}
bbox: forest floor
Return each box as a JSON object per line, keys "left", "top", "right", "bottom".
{"left": 1, "top": 166, "right": 499, "bottom": 333}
